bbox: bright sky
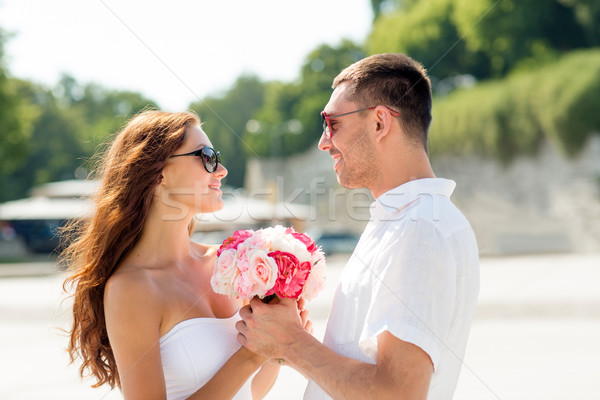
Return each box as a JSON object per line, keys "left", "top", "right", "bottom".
{"left": 0, "top": 0, "right": 373, "bottom": 111}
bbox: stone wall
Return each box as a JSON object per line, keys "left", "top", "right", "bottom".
{"left": 244, "top": 135, "right": 600, "bottom": 255}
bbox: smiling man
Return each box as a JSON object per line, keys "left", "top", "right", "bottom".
{"left": 237, "top": 53, "right": 480, "bottom": 400}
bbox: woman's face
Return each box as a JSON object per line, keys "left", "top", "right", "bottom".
{"left": 160, "top": 125, "right": 228, "bottom": 218}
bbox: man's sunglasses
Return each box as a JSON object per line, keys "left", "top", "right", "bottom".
{"left": 170, "top": 146, "right": 221, "bottom": 173}
{"left": 320, "top": 105, "right": 400, "bottom": 139}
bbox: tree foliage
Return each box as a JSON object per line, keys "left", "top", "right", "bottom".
{"left": 242, "top": 40, "right": 365, "bottom": 159}
{"left": 0, "top": 74, "right": 156, "bottom": 202}
{"left": 188, "top": 75, "right": 266, "bottom": 188}
{"left": 0, "top": 30, "right": 34, "bottom": 178}
{"left": 367, "top": 0, "right": 598, "bottom": 82}
{"left": 367, "top": 0, "right": 491, "bottom": 81}
{"left": 3, "top": 0, "right": 600, "bottom": 202}
{"left": 429, "top": 49, "right": 600, "bottom": 160}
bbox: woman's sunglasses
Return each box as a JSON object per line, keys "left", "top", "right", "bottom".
{"left": 170, "top": 146, "right": 221, "bottom": 173}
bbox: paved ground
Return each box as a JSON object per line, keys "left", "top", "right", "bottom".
{"left": 1, "top": 253, "right": 599, "bottom": 399}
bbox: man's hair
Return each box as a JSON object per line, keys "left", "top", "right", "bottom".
{"left": 333, "top": 53, "right": 432, "bottom": 151}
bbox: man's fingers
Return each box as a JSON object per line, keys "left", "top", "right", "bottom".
{"left": 235, "top": 319, "right": 247, "bottom": 334}
{"left": 237, "top": 332, "right": 247, "bottom": 346}
{"left": 249, "top": 296, "right": 267, "bottom": 310}
{"left": 239, "top": 304, "right": 252, "bottom": 319}
{"left": 279, "top": 297, "right": 297, "bottom": 308}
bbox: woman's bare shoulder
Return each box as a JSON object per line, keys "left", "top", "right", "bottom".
{"left": 104, "top": 264, "right": 162, "bottom": 312}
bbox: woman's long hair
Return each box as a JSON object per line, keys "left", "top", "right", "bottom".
{"left": 61, "top": 110, "right": 200, "bottom": 388}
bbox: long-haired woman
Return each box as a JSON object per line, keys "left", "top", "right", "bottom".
{"left": 62, "top": 110, "right": 281, "bottom": 399}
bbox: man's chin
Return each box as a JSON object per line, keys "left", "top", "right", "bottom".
{"left": 336, "top": 174, "right": 363, "bottom": 190}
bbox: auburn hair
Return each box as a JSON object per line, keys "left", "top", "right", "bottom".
{"left": 61, "top": 110, "right": 200, "bottom": 388}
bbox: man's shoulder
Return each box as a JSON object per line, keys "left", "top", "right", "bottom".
{"left": 409, "top": 194, "right": 473, "bottom": 236}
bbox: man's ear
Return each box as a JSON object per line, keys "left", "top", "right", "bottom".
{"left": 374, "top": 107, "right": 392, "bottom": 143}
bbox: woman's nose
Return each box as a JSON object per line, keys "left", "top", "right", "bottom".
{"left": 216, "top": 163, "right": 228, "bottom": 178}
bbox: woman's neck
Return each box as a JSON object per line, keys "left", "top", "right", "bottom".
{"left": 126, "top": 203, "right": 196, "bottom": 268}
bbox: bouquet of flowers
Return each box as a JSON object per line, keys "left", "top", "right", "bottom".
{"left": 211, "top": 226, "right": 326, "bottom": 301}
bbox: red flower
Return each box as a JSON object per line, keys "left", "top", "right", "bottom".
{"left": 292, "top": 232, "right": 318, "bottom": 254}
{"left": 217, "top": 229, "right": 254, "bottom": 256}
{"left": 266, "top": 251, "right": 312, "bottom": 298}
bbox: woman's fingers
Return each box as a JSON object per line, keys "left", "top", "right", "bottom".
{"left": 300, "top": 309, "right": 314, "bottom": 335}
{"left": 297, "top": 297, "right": 306, "bottom": 311}
{"left": 305, "top": 319, "right": 314, "bottom": 335}
{"left": 300, "top": 309, "right": 309, "bottom": 327}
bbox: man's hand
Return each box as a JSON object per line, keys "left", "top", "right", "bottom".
{"left": 236, "top": 297, "right": 306, "bottom": 359}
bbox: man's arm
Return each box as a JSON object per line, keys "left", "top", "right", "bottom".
{"left": 237, "top": 298, "right": 433, "bottom": 400}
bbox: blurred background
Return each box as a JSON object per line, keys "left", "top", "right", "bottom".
{"left": 0, "top": 0, "right": 599, "bottom": 399}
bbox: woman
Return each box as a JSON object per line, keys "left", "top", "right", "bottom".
{"left": 62, "top": 110, "right": 290, "bottom": 399}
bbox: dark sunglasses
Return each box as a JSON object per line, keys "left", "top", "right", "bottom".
{"left": 170, "top": 146, "right": 221, "bottom": 173}
{"left": 320, "top": 105, "right": 400, "bottom": 139}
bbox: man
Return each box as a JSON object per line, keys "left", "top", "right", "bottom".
{"left": 236, "top": 53, "right": 480, "bottom": 399}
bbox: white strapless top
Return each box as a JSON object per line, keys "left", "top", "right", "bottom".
{"left": 159, "top": 313, "right": 252, "bottom": 400}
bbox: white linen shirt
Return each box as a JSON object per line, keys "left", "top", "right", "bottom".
{"left": 304, "top": 178, "right": 480, "bottom": 400}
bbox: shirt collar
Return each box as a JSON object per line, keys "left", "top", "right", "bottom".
{"left": 369, "top": 178, "right": 456, "bottom": 220}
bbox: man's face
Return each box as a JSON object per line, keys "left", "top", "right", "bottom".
{"left": 318, "top": 82, "right": 378, "bottom": 190}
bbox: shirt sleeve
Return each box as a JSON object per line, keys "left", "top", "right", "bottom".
{"left": 358, "top": 218, "right": 457, "bottom": 370}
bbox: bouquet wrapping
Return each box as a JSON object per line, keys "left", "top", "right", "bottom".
{"left": 211, "top": 226, "right": 326, "bottom": 301}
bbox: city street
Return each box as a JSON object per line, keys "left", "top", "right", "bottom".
{"left": 1, "top": 253, "right": 599, "bottom": 399}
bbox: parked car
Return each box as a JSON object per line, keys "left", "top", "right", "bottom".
{"left": 315, "top": 232, "right": 360, "bottom": 255}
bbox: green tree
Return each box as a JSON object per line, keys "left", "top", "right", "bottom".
{"left": 189, "top": 75, "right": 267, "bottom": 188}
{"left": 0, "top": 74, "right": 157, "bottom": 202}
{"left": 0, "top": 30, "right": 35, "bottom": 181}
{"left": 429, "top": 49, "right": 600, "bottom": 159}
{"left": 366, "top": 0, "right": 491, "bottom": 81}
{"left": 370, "top": 0, "right": 420, "bottom": 19}
{"left": 452, "top": 0, "right": 589, "bottom": 76}
{"left": 0, "top": 79, "right": 85, "bottom": 201}
{"left": 564, "top": 0, "right": 600, "bottom": 46}
{"left": 368, "top": 0, "right": 597, "bottom": 82}
{"left": 244, "top": 40, "right": 365, "bottom": 158}
{"left": 57, "top": 74, "right": 158, "bottom": 153}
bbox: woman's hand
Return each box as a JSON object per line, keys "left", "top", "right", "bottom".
{"left": 297, "top": 297, "right": 314, "bottom": 335}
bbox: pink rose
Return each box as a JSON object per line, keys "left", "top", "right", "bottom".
{"left": 233, "top": 271, "right": 253, "bottom": 299}
{"left": 267, "top": 251, "right": 311, "bottom": 298}
{"left": 292, "top": 232, "right": 318, "bottom": 254}
{"left": 242, "top": 231, "right": 271, "bottom": 252}
{"left": 246, "top": 249, "right": 278, "bottom": 297}
{"left": 211, "top": 248, "right": 239, "bottom": 297}
{"left": 217, "top": 229, "right": 254, "bottom": 256}
{"left": 235, "top": 243, "right": 251, "bottom": 273}
{"left": 211, "top": 226, "right": 327, "bottom": 302}
{"left": 230, "top": 249, "right": 278, "bottom": 299}
{"left": 301, "top": 253, "right": 326, "bottom": 301}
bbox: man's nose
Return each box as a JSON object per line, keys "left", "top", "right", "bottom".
{"left": 318, "top": 131, "right": 331, "bottom": 151}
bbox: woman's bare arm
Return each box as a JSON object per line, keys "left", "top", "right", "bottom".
{"left": 105, "top": 273, "right": 268, "bottom": 400}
